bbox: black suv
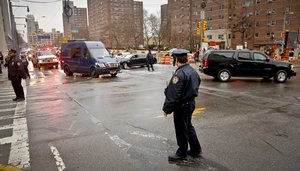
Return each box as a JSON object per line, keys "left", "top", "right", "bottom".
{"left": 118, "top": 53, "right": 157, "bottom": 69}
{"left": 199, "top": 50, "right": 296, "bottom": 83}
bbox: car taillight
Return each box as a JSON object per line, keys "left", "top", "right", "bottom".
{"left": 203, "top": 59, "right": 208, "bottom": 68}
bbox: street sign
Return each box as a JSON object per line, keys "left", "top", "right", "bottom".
{"left": 71, "top": 29, "right": 79, "bottom": 33}
{"left": 201, "top": 10, "right": 205, "bottom": 20}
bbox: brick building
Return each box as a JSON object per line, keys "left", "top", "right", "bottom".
{"left": 62, "top": 1, "right": 89, "bottom": 40}
{"left": 87, "top": 0, "right": 144, "bottom": 49}
{"left": 161, "top": 0, "right": 300, "bottom": 50}
{"left": 72, "top": 7, "right": 89, "bottom": 40}
{"left": 161, "top": 0, "right": 204, "bottom": 50}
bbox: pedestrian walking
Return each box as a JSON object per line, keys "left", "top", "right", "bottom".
{"left": 193, "top": 50, "right": 199, "bottom": 64}
{"left": 163, "top": 49, "right": 202, "bottom": 162}
{"left": 172, "top": 54, "right": 176, "bottom": 66}
{"left": 21, "top": 55, "right": 30, "bottom": 79}
{"left": 4, "top": 49, "right": 26, "bottom": 102}
{"left": 146, "top": 50, "right": 154, "bottom": 71}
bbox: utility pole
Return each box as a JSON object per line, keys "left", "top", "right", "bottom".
{"left": 200, "top": 0, "right": 206, "bottom": 51}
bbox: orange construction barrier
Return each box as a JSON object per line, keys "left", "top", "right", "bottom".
{"left": 160, "top": 56, "right": 165, "bottom": 64}
{"left": 165, "top": 56, "right": 171, "bottom": 64}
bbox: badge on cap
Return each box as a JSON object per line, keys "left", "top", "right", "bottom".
{"left": 17, "top": 62, "right": 21, "bottom": 66}
{"left": 172, "top": 75, "right": 179, "bottom": 84}
{"left": 12, "top": 62, "right": 14, "bottom": 66}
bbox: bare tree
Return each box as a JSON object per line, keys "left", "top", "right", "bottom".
{"left": 143, "top": 9, "right": 151, "bottom": 49}
{"left": 231, "top": 16, "right": 253, "bottom": 46}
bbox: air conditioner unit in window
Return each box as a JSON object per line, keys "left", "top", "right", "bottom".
{"left": 267, "top": 0, "right": 273, "bottom": 3}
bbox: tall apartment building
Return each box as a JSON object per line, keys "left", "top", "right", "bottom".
{"left": 161, "top": 0, "right": 203, "bottom": 50}
{"left": 62, "top": 0, "right": 89, "bottom": 40}
{"left": 87, "top": 0, "right": 143, "bottom": 49}
{"left": 161, "top": 0, "right": 300, "bottom": 50}
{"left": 26, "top": 15, "right": 37, "bottom": 34}
{"left": 72, "top": 6, "right": 89, "bottom": 39}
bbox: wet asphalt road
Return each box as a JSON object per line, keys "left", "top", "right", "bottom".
{"left": 1, "top": 63, "right": 300, "bottom": 171}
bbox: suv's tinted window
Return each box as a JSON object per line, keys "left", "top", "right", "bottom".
{"left": 253, "top": 53, "right": 267, "bottom": 61}
{"left": 237, "top": 52, "right": 251, "bottom": 60}
{"left": 213, "top": 52, "right": 234, "bottom": 58}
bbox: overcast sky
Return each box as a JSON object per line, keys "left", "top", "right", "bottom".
{"left": 12, "top": 0, "right": 167, "bottom": 34}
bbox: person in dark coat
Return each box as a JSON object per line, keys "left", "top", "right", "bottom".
{"left": 0, "top": 51, "right": 3, "bottom": 74}
{"left": 163, "top": 49, "right": 202, "bottom": 162}
{"left": 146, "top": 50, "right": 154, "bottom": 71}
{"left": 21, "top": 55, "right": 30, "bottom": 79}
{"left": 5, "top": 49, "right": 26, "bottom": 101}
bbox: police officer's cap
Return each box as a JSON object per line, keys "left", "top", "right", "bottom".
{"left": 172, "top": 49, "right": 189, "bottom": 56}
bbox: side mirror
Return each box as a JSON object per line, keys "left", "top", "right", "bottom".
{"left": 266, "top": 58, "right": 270, "bottom": 62}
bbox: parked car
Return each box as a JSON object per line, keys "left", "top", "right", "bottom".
{"left": 34, "top": 51, "right": 59, "bottom": 69}
{"left": 115, "top": 52, "right": 131, "bottom": 59}
{"left": 60, "top": 41, "right": 120, "bottom": 78}
{"left": 199, "top": 50, "right": 296, "bottom": 83}
{"left": 118, "top": 53, "right": 157, "bottom": 69}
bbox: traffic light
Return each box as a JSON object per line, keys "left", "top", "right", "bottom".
{"left": 197, "top": 21, "right": 201, "bottom": 35}
{"left": 203, "top": 20, "right": 207, "bottom": 31}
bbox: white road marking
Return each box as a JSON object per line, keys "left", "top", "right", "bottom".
{"left": 0, "top": 80, "right": 31, "bottom": 169}
{"left": 107, "top": 133, "right": 132, "bottom": 152}
{"left": 0, "top": 108, "right": 16, "bottom": 113}
{"left": 0, "top": 98, "right": 15, "bottom": 102}
{"left": 0, "top": 103, "right": 16, "bottom": 107}
{"left": 130, "top": 131, "right": 168, "bottom": 141}
{"left": 49, "top": 144, "right": 66, "bottom": 171}
{"left": 5, "top": 101, "right": 30, "bottom": 169}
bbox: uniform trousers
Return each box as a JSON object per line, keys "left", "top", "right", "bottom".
{"left": 173, "top": 100, "right": 201, "bottom": 157}
{"left": 11, "top": 78, "right": 24, "bottom": 99}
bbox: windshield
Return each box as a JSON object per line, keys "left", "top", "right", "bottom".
{"left": 37, "top": 51, "right": 53, "bottom": 56}
{"left": 89, "top": 48, "right": 111, "bottom": 59}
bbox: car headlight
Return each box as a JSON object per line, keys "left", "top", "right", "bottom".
{"left": 96, "top": 62, "right": 106, "bottom": 68}
{"left": 28, "top": 54, "right": 32, "bottom": 57}
{"left": 39, "top": 60, "right": 42, "bottom": 63}
{"left": 291, "top": 65, "right": 294, "bottom": 69}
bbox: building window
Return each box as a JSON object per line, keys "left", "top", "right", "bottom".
{"left": 267, "top": 20, "right": 276, "bottom": 27}
{"left": 255, "top": 21, "right": 260, "bottom": 27}
{"left": 255, "top": 33, "right": 259, "bottom": 38}
{"left": 256, "top": 0, "right": 261, "bottom": 4}
{"left": 218, "top": 34, "right": 224, "bottom": 40}
{"left": 207, "top": 35, "right": 212, "bottom": 39}
{"left": 267, "top": 32, "right": 275, "bottom": 38}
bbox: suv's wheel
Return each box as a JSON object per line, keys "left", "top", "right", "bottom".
{"left": 274, "top": 70, "right": 287, "bottom": 83}
{"left": 111, "top": 73, "right": 117, "bottom": 77}
{"left": 90, "top": 67, "right": 99, "bottom": 78}
{"left": 217, "top": 69, "right": 231, "bottom": 82}
{"left": 64, "top": 65, "right": 73, "bottom": 76}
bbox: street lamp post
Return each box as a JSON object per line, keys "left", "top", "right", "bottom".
{"left": 281, "top": 8, "right": 294, "bottom": 54}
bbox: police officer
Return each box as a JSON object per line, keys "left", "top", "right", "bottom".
{"left": 146, "top": 50, "right": 154, "bottom": 71}
{"left": 5, "top": 49, "right": 26, "bottom": 101}
{"left": 21, "top": 55, "right": 30, "bottom": 79}
{"left": 163, "top": 49, "right": 202, "bottom": 162}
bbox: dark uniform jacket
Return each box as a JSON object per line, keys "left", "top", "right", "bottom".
{"left": 163, "top": 63, "right": 201, "bottom": 114}
{"left": 7, "top": 56, "right": 26, "bottom": 80}
{"left": 146, "top": 53, "right": 154, "bottom": 64}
